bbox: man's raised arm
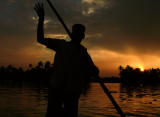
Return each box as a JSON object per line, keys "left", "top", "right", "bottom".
{"left": 34, "top": 3, "right": 45, "bottom": 44}
{"left": 34, "top": 3, "right": 64, "bottom": 51}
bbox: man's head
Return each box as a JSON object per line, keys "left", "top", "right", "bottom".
{"left": 71, "top": 24, "right": 85, "bottom": 44}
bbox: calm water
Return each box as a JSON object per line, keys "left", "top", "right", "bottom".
{"left": 0, "top": 81, "right": 160, "bottom": 117}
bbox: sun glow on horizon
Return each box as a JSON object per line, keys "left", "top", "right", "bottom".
{"left": 140, "top": 67, "right": 144, "bottom": 71}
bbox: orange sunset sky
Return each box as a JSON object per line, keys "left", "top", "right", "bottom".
{"left": 1, "top": 0, "right": 160, "bottom": 77}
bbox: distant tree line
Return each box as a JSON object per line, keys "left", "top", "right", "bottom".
{"left": 0, "top": 61, "right": 53, "bottom": 83}
{"left": 119, "top": 65, "right": 160, "bottom": 84}
{"left": 0, "top": 61, "right": 91, "bottom": 94}
{"left": 2, "top": 63, "right": 160, "bottom": 84}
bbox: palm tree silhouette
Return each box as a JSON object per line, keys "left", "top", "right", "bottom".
{"left": 118, "top": 65, "right": 123, "bottom": 72}
{"left": 44, "top": 61, "right": 51, "bottom": 70}
{"left": 37, "top": 61, "right": 43, "bottom": 68}
{"left": 29, "top": 64, "right": 33, "bottom": 70}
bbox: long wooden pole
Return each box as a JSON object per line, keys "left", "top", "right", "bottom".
{"left": 97, "top": 77, "right": 126, "bottom": 117}
{"left": 46, "top": 0, "right": 125, "bottom": 116}
{"left": 46, "top": 0, "right": 72, "bottom": 39}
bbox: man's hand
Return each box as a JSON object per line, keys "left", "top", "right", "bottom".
{"left": 34, "top": 3, "right": 44, "bottom": 21}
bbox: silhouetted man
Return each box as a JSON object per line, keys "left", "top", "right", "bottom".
{"left": 34, "top": 3, "right": 99, "bottom": 117}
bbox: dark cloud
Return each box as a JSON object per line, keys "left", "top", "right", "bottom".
{"left": 80, "top": 0, "right": 160, "bottom": 54}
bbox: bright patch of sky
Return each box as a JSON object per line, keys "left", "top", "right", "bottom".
{"left": 81, "top": 0, "right": 109, "bottom": 15}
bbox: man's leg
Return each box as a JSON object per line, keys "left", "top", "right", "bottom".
{"left": 45, "top": 86, "right": 64, "bottom": 117}
{"left": 62, "top": 91, "right": 80, "bottom": 117}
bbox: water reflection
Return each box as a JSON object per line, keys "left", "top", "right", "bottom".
{"left": 0, "top": 81, "right": 48, "bottom": 117}
{"left": 120, "top": 83, "right": 160, "bottom": 117}
{"left": 0, "top": 81, "right": 160, "bottom": 117}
